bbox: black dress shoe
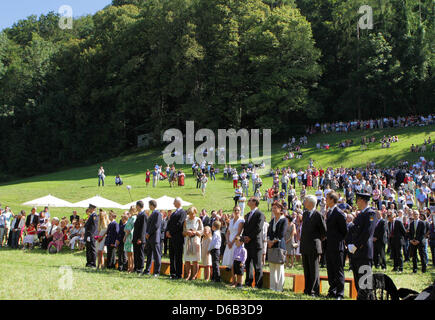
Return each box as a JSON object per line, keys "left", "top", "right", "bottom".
{"left": 336, "top": 297, "right": 343, "bottom": 300}
{"left": 413, "top": 269, "right": 417, "bottom": 273}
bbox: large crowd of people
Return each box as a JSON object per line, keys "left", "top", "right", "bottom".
{"left": 1, "top": 117, "right": 434, "bottom": 300}
{"left": 306, "top": 114, "right": 435, "bottom": 135}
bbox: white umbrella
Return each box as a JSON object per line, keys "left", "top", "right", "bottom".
{"left": 22, "top": 194, "right": 74, "bottom": 208}
{"left": 70, "top": 196, "right": 123, "bottom": 209}
{"left": 155, "top": 196, "right": 192, "bottom": 210}
{"left": 120, "top": 197, "right": 154, "bottom": 210}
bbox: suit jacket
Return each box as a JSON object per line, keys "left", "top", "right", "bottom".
{"left": 326, "top": 207, "right": 348, "bottom": 253}
{"left": 166, "top": 208, "right": 187, "bottom": 240}
{"left": 161, "top": 218, "right": 168, "bottom": 241}
{"left": 300, "top": 210, "right": 327, "bottom": 255}
{"left": 409, "top": 220, "right": 425, "bottom": 244}
{"left": 201, "top": 215, "right": 211, "bottom": 228}
{"left": 266, "top": 217, "right": 288, "bottom": 250}
{"left": 70, "top": 214, "right": 80, "bottom": 223}
{"left": 26, "top": 214, "right": 39, "bottom": 228}
{"left": 84, "top": 212, "right": 98, "bottom": 238}
{"left": 117, "top": 220, "right": 126, "bottom": 243}
{"left": 146, "top": 210, "right": 162, "bottom": 244}
{"left": 105, "top": 220, "right": 119, "bottom": 246}
{"left": 348, "top": 207, "right": 377, "bottom": 260}
{"left": 388, "top": 219, "right": 406, "bottom": 247}
{"left": 374, "top": 219, "right": 388, "bottom": 244}
{"left": 133, "top": 211, "right": 148, "bottom": 244}
{"left": 242, "top": 208, "right": 265, "bottom": 250}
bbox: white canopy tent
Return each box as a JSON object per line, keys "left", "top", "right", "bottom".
{"left": 22, "top": 194, "right": 74, "bottom": 208}
{"left": 155, "top": 196, "right": 192, "bottom": 210}
{"left": 71, "top": 196, "right": 123, "bottom": 209}
{"left": 120, "top": 197, "right": 154, "bottom": 210}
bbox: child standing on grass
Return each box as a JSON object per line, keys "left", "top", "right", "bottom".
{"left": 201, "top": 226, "right": 212, "bottom": 281}
{"left": 208, "top": 221, "right": 222, "bottom": 282}
{"left": 231, "top": 236, "right": 247, "bottom": 289}
{"left": 23, "top": 223, "right": 36, "bottom": 250}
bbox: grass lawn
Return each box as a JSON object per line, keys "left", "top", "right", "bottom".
{"left": 0, "top": 124, "right": 434, "bottom": 299}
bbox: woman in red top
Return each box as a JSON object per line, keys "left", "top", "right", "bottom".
{"left": 178, "top": 170, "right": 185, "bottom": 187}
{"left": 145, "top": 169, "right": 151, "bottom": 187}
{"left": 307, "top": 173, "right": 313, "bottom": 190}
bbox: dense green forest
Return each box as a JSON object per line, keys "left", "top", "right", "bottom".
{"left": 0, "top": 0, "right": 433, "bottom": 178}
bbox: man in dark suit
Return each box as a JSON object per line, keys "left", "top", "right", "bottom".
{"left": 373, "top": 211, "right": 388, "bottom": 270}
{"left": 388, "top": 212, "right": 406, "bottom": 272}
{"left": 105, "top": 211, "right": 119, "bottom": 269}
{"left": 116, "top": 213, "right": 128, "bottom": 271}
{"left": 345, "top": 186, "right": 354, "bottom": 208}
{"left": 143, "top": 200, "right": 162, "bottom": 277}
{"left": 133, "top": 201, "right": 147, "bottom": 274}
{"left": 200, "top": 209, "right": 211, "bottom": 228}
{"left": 300, "top": 195, "right": 327, "bottom": 296}
{"left": 70, "top": 211, "right": 80, "bottom": 223}
{"left": 26, "top": 207, "right": 40, "bottom": 228}
{"left": 325, "top": 192, "right": 348, "bottom": 300}
{"left": 242, "top": 197, "right": 265, "bottom": 289}
{"left": 84, "top": 205, "right": 98, "bottom": 268}
{"left": 166, "top": 198, "right": 186, "bottom": 279}
{"left": 409, "top": 211, "right": 427, "bottom": 273}
{"left": 346, "top": 193, "right": 377, "bottom": 300}
{"left": 161, "top": 211, "right": 168, "bottom": 256}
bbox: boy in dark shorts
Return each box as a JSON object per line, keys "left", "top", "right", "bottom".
{"left": 232, "top": 236, "right": 247, "bottom": 289}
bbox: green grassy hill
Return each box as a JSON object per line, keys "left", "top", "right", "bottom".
{"left": 0, "top": 125, "right": 433, "bottom": 300}
{"left": 1, "top": 124, "right": 433, "bottom": 217}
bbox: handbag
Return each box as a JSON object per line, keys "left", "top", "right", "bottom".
{"left": 268, "top": 247, "right": 287, "bottom": 264}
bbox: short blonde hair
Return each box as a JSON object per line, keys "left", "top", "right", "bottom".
{"left": 187, "top": 207, "right": 198, "bottom": 216}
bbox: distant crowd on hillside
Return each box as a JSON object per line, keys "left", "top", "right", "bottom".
{"left": 305, "top": 114, "right": 435, "bottom": 135}
{"left": 1, "top": 151, "right": 434, "bottom": 298}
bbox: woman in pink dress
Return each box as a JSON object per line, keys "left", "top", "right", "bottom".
{"left": 307, "top": 173, "right": 313, "bottom": 190}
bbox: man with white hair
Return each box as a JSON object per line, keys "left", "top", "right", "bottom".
{"left": 166, "top": 197, "right": 186, "bottom": 279}
{"left": 300, "top": 195, "right": 327, "bottom": 297}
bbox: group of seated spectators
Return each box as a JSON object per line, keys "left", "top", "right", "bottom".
{"left": 0, "top": 207, "right": 86, "bottom": 253}
{"left": 306, "top": 114, "right": 434, "bottom": 135}
{"left": 411, "top": 137, "right": 434, "bottom": 153}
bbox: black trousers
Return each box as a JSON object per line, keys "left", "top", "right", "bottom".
{"left": 319, "top": 240, "right": 327, "bottom": 267}
{"left": 410, "top": 243, "right": 427, "bottom": 272}
{"left": 163, "top": 237, "right": 168, "bottom": 255}
{"left": 85, "top": 239, "right": 96, "bottom": 267}
{"left": 244, "top": 247, "right": 263, "bottom": 288}
{"left": 350, "top": 258, "right": 374, "bottom": 300}
{"left": 373, "top": 241, "right": 386, "bottom": 269}
{"left": 302, "top": 252, "right": 320, "bottom": 295}
{"left": 106, "top": 245, "right": 117, "bottom": 269}
{"left": 117, "top": 242, "right": 128, "bottom": 271}
{"left": 133, "top": 242, "right": 145, "bottom": 272}
{"left": 169, "top": 237, "right": 184, "bottom": 278}
{"left": 326, "top": 250, "right": 345, "bottom": 298}
{"left": 145, "top": 242, "right": 162, "bottom": 275}
{"left": 211, "top": 249, "right": 221, "bottom": 282}
{"left": 390, "top": 242, "right": 403, "bottom": 270}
